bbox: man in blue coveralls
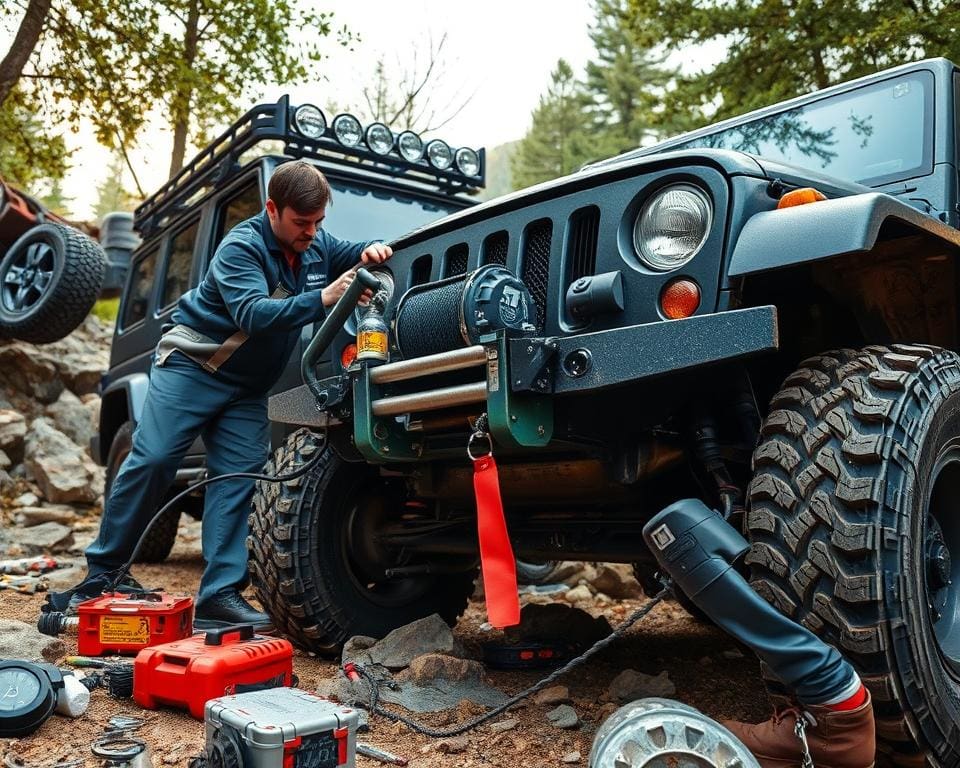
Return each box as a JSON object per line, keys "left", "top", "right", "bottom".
{"left": 69, "top": 160, "right": 392, "bottom": 630}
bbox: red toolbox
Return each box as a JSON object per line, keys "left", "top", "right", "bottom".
{"left": 133, "top": 624, "right": 294, "bottom": 719}
{"left": 76, "top": 592, "right": 193, "bottom": 656}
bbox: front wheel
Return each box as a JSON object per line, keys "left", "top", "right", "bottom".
{"left": 747, "top": 345, "right": 960, "bottom": 765}
{"left": 247, "top": 429, "right": 476, "bottom": 653}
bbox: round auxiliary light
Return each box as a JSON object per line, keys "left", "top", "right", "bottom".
{"left": 660, "top": 278, "right": 701, "bottom": 320}
{"left": 365, "top": 122, "right": 394, "bottom": 155}
{"left": 425, "top": 139, "right": 453, "bottom": 170}
{"left": 397, "top": 131, "right": 424, "bottom": 162}
{"left": 292, "top": 104, "right": 326, "bottom": 139}
{"left": 633, "top": 183, "right": 712, "bottom": 272}
{"left": 332, "top": 114, "right": 363, "bottom": 147}
{"left": 454, "top": 147, "right": 480, "bottom": 177}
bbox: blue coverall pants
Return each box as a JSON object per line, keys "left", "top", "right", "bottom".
{"left": 85, "top": 352, "right": 270, "bottom": 605}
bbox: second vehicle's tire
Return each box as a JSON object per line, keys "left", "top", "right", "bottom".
{"left": 515, "top": 560, "right": 561, "bottom": 585}
{"left": 105, "top": 421, "right": 181, "bottom": 564}
{"left": 747, "top": 345, "right": 960, "bottom": 766}
{"left": 248, "top": 429, "right": 477, "bottom": 653}
{"left": 0, "top": 223, "right": 105, "bottom": 344}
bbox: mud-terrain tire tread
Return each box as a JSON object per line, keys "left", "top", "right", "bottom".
{"left": 747, "top": 345, "right": 960, "bottom": 766}
{"left": 0, "top": 223, "right": 106, "bottom": 344}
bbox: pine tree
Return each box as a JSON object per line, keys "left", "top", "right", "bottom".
{"left": 94, "top": 152, "right": 139, "bottom": 221}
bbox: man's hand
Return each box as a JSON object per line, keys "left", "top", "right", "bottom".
{"left": 322, "top": 269, "right": 374, "bottom": 308}
{"left": 361, "top": 242, "right": 393, "bottom": 265}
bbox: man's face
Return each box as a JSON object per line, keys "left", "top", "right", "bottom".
{"left": 266, "top": 199, "right": 326, "bottom": 255}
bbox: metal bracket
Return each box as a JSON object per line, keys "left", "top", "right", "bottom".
{"left": 508, "top": 337, "right": 559, "bottom": 393}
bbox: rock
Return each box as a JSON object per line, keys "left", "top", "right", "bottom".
{"left": 399, "top": 654, "right": 485, "bottom": 684}
{"left": 341, "top": 635, "right": 377, "bottom": 667}
{"left": 562, "top": 751, "right": 582, "bottom": 763}
{"left": 722, "top": 648, "right": 745, "bottom": 659}
{"left": 603, "top": 669, "right": 676, "bottom": 704}
{"left": 590, "top": 564, "right": 643, "bottom": 599}
{"left": 45, "top": 389, "right": 96, "bottom": 451}
{"left": 489, "top": 717, "right": 518, "bottom": 733}
{"left": 13, "top": 492, "right": 39, "bottom": 507}
{"left": 0, "top": 449, "right": 9, "bottom": 469}
{"left": 562, "top": 563, "right": 597, "bottom": 587}
{"left": 11, "top": 522, "right": 75, "bottom": 555}
{"left": 564, "top": 585, "right": 593, "bottom": 603}
{"left": 0, "top": 619, "right": 67, "bottom": 661}
{"left": 436, "top": 736, "right": 470, "bottom": 754}
{"left": 546, "top": 704, "right": 579, "bottom": 729}
{"left": 16, "top": 505, "right": 77, "bottom": 526}
{"left": 594, "top": 702, "right": 618, "bottom": 723}
{"left": 505, "top": 603, "right": 612, "bottom": 647}
{"left": 0, "top": 346, "right": 63, "bottom": 404}
{"left": 0, "top": 410, "right": 26, "bottom": 455}
{"left": 23, "top": 417, "right": 102, "bottom": 503}
{"left": 552, "top": 562, "right": 584, "bottom": 583}
{"left": 366, "top": 614, "right": 459, "bottom": 670}
{"left": 532, "top": 685, "right": 570, "bottom": 706}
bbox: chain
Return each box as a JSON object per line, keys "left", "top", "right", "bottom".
{"left": 350, "top": 587, "right": 670, "bottom": 738}
{"left": 794, "top": 714, "right": 815, "bottom": 768}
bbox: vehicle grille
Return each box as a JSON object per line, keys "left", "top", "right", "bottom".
{"left": 482, "top": 231, "right": 509, "bottom": 266}
{"left": 521, "top": 219, "right": 552, "bottom": 332}
{"left": 411, "top": 254, "right": 432, "bottom": 285}
{"left": 567, "top": 206, "right": 599, "bottom": 282}
{"left": 443, "top": 243, "right": 469, "bottom": 277}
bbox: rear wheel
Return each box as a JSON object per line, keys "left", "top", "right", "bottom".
{"left": 747, "top": 345, "right": 960, "bottom": 765}
{"left": 248, "top": 429, "right": 476, "bottom": 653}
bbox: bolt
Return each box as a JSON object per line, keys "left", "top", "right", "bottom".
{"left": 527, "top": 345, "right": 534, "bottom": 354}
{"left": 515, "top": 379, "right": 522, "bottom": 386}
{"left": 537, "top": 425, "right": 545, "bottom": 436}
{"left": 510, "top": 415, "right": 518, "bottom": 422}
{"left": 382, "top": 445, "right": 390, "bottom": 453}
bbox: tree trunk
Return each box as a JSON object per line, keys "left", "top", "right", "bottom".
{"left": 0, "top": 0, "right": 53, "bottom": 109}
{"left": 167, "top": 0, "right": 200, "bottom": 178}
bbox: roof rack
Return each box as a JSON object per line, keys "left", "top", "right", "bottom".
{"left": 134, "top": 95, "right": 485, "bottom": 238}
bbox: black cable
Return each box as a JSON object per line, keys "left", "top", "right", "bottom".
{"left": 102, "top": 431, "right": 328, "bottom": 593}
{"left": 352, "top": 587, "right": 670, "bottom": 738}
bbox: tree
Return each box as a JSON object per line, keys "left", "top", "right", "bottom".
{"left": 627, "top": 0, "right": 960, "bottom": 122}
{"left": 0, "top": 0, "right": 50, "bottom": 108}
{"left": 0, "top": 87, "right": 69, "bottom": 186}
{"left": 511, "top": 60, "right": 596, "bottom": 189}
{"left": 94, "top": 151, "right": 139, "bottom": 220}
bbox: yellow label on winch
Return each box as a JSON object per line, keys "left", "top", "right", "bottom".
{"left": 357, "top": 330, "right": 388, "bottom": 358}
{"left": 99, "top": 615, "right": 150, "bottom": 645}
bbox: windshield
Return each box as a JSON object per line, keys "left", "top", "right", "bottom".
{"left": 667, "top": 71, "right": 934, "bottom": 186}
{"left": 324, "top": 181, "right": 469, "bottom": 242}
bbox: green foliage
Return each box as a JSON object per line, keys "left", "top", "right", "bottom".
{"left": 627, "top": 0, "right": 960, "bottom": 122}
{"left": 0, "top": 87, "right": 70, "bottom": 186}
{"left": 91, "top": 296, "right": 120, "bottom": 322}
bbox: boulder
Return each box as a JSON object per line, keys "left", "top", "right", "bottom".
{"left": 45, "top": 389, "right": 96, "bottom": 451}
{"left": 9, "top": 521, "right": 75, "bottom": 554}
{"left": 603, "top": 669, "right": 676, "bottom": 704}
{"left": 0, "top": 619, "right": 67, "bottom": 661}
{"left": 366, "top": 614, "right": 460, "bottom": 670}
{"left": 23, "top": 417, "right": 102, "bottom": 503}
{"left": 0, "top": 409, "right": 26, "bottom": 455}
{"left": 0, "top": 345, "right": 63, "bottom": 404}
{"left": 16, "top": 505, "right": 78, "bottom": 526}
{"left": 590, "top": 564, "right": 643, "bottom": 599}
{"left": 398, "top": 654, "right": 486, "bottom": 684}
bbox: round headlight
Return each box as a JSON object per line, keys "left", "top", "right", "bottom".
{"left": 292, "top": 104, "right": 326, "bottom": 139}
{"left": 397, "top": 131, "right": 424, "bottom": 162}
{"left": 454, "top": 147, "right": 480, "bottom": 176}
{"left": 633, "top": 184, "right": 712, "bottom": 271}
{"left": 425, "top": 139, "right": 453, "bottom": 170}
{"left": 332, "top": 114, "right": 363, "bottom": 147}
{"left": 365, "top": 123, "right": 394, "bottom": 155}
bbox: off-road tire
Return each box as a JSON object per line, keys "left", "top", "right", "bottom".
{"left": 516, "top": 560, "right": 561, "bottom": 585}
{"left": 747, "top": 345, "right": 960, "bottom": 766}
{"left": 0, "top": 223, "right": 105, "bottom": 344}
{"left": 248, "top": 429, "right": 476, "bottom": 653}
{"left": 105, "top": 421, "right": 181, "bottom": 564}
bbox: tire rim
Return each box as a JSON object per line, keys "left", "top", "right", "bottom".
{"left": 339, "top": 488, "right": 433, "bottom": 609}
{"left": 925, "top": 444, "right": 960, "bottom": 674}
{"left": 1, "top": 239, "right": 56, "bottom": 314}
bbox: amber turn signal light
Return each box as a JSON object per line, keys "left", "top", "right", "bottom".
{"left": 777, "top": 187, "right": 826, "bottom": 209}
{"left": 340, "top": 343, "right": 358, "bottom": 369}
{"left": 660, "top": 279, "right": 700, "bottom": 319}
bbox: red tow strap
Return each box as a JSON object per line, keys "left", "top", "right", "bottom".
{"left": 473, "top": 453, "right": 520, "bottom": 628}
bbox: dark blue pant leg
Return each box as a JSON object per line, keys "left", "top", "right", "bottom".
{"left": 196, "top": 392, "right": 269, "bottom": 605}
{"left": 85, "top": 355, "right": 234, "bottom": 576}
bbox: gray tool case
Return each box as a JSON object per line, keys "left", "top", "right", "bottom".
{"left": 204, "top": 687, "right": 358, "bottom": 768}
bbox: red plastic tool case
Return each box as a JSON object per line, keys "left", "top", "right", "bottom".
{"left": 133, "top": 624, "right": 294, "bottom": 719}
{"left": 76, "top": 592, "right": 194, "bottom": 656}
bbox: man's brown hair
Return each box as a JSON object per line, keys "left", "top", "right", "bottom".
{"left": 267, "top": 160, "right": 332, "bottom": 214}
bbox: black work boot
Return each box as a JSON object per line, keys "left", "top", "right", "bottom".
{"left": 65, "top": 572, "right": 145, "bottom": 615}
{"left": 194, "top": 589, "right": 274, "bottom": 632}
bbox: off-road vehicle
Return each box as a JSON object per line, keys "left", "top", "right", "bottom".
{"left": 251, "top": 59, "right": 960, "bottom": 765}
{"left": 91, "top": 97, "right": 484, "bottom": 561}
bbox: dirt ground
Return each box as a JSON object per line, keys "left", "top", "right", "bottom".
{"left": 0, "top": 521, "right": 770, "bottom": 767}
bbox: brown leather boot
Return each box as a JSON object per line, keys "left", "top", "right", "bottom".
{"left": 722, "top": 690, "right": 875, "bottom": 768}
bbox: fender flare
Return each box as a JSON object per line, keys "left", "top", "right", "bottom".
{"left": 94, "top": 372, "right": 149, "bottom": 464}
{"left": 728, "top": 192, "right": 960, "bottom": 277}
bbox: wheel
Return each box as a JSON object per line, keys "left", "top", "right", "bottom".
{"left": 747, "top": 345, "right": 960, "bottom": 765}
{"left": 105, "top": 421, "right": 181, "bottom": 564}
{"left": 516, "top": 560, "right": 561, "bottom": 585}
{"left": 248, "top": 429, "right": 477, "bottom": 653}
{"left": 0, "top": 223, "right": 105, "bottom": 343}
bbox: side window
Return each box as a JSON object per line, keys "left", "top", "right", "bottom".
{"left": 213, "top": 178, "right": 262, "bottom": 250}
{"left": 122, "top": 247, "right": 160, "bottom": 329}
{"left": 160, "top": 219, "right": 199, "bottom": 309}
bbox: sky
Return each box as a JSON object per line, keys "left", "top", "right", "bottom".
{"left": 12, "top": 0, "right": 606, "bottom": 220}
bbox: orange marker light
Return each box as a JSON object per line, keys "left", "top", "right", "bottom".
{"left": 340, "top": 343, "right": 358, "bottom": 369}
{"left": 660, "top": 279, "right": 700, "bottom": 319}
{"left": 777, "top": 187, "right": 827, "bottom": 209}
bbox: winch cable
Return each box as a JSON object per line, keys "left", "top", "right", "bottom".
{"left": 349, "top": 586, "right": 671, "bottom": 739}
